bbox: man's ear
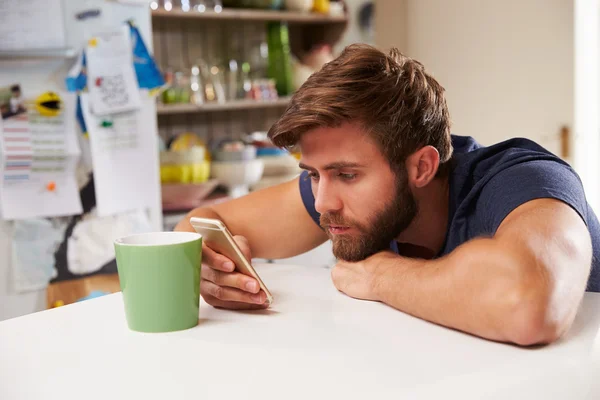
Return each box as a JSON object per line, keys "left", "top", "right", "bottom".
{"left": 405, "top": 146, "right": 440, "bottom": 188}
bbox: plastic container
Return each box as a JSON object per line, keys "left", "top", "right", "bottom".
{"left": 160, "top": 161, "right": 211, "bottom": 184}
{"left": 160, "top": 147, "right": 210, "bottom": 184}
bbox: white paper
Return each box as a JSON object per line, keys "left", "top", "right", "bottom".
{"left": 1, "top": 112, "right": 32, "bottom": 182}
{"left": 81, "top": 92, "right": 158, "bottom": 217}
{"left": 11, "top": 218, "right": 67, "bottom": 293}
{"left": 0, "top": 0, "right": 67, "bottom": 51}
{"left": 86, "top": 26, "right": 141, "bottom": 116}
{"left": 0, "top": 93, "right": 83, "bottom": 220}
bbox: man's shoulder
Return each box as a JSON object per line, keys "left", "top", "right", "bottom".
{"left": 450, "top": 135, "right": 571, "bottom": 181}
{"left": 451, "top": 134, "right": 557, "bottom": 157}
{"left": 450, "top": 134, "right": 483, "bottom": 154}
{"left": 447, "top": 135, "right": 585, "bottom": 227}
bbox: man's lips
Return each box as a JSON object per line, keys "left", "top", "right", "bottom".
{"left": 328, "top": 225, "right": 351, "bottom": 235}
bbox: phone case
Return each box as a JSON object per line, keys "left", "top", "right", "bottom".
{"left": 189, "top": 217, "right": 273, "bottom": 305}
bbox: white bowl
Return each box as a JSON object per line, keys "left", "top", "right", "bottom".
{"left": 211, "top": 159, "right": 264, "bottom": 198}
{"left": 285, "top": 0, "right": 313, "bottom": 12}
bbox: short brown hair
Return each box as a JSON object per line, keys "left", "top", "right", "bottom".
{"left": 268, "top": 44, "right": 453, "bottom": 175}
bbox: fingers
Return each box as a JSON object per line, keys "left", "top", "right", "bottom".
{"left": 201, "top": 267, "right": 260, "bottom": 294}
{"left": 199, "top": 235, "right": 267, "bottom": 310}
{"left": 202, "top": 244, "right": 235, "bottom": 272}
{"left": 202, "top": 235, "right": 252, "bottom": 271}
{"left": 202, "top": 293, "right": 270, "bottom": 310}
{"left": 200, "top": 280, "right": 267, "bottom": 305}
{"left": 233, "top": 235, "right": 252, "bottom": 261}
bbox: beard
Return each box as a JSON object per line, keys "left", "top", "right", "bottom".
{"left": 320, "top": 171, "right": 418, "bottom": 262}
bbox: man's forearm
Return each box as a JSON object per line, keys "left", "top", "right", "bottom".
{"left": 372, "top": 238, "right": 558, "bottom": 345}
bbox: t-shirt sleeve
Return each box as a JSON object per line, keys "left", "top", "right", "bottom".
{"left": 476, "top": 160, "right": 590, "bottom": 233}
{"left": 299, "top": 170, "right": 321, "bottom": 227}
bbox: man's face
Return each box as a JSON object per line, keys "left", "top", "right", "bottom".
{"left": 299, "top": 123, "right": 418, "bottom": 261}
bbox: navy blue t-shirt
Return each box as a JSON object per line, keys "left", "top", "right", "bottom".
{"left": 299, "top": 135, "right": 600, "bottom": 292}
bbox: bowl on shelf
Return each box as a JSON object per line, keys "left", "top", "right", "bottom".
{"left": 256, "top": 147, "right": 287, "bottom": 157}
{"left": 161, "top": 179, "right": 220, "bottom": 211}
{"left": 213, "top": 145, "right": 257, "bottom": 162}
{"left": 210, "top": 159, "right": 264, "bottom": 198}
{"left": 284, "top": 0, "right": 313, "bottom": 12}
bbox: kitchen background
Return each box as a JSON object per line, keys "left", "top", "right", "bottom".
{"left": 0, "top": 0, "right": 598, "bottom": 321}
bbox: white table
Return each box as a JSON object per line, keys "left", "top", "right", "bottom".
{"left": 1, "top": 264, "right": 599, "bottom": 400}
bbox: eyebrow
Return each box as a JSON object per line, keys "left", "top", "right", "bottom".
{"left": 298, "top": 161, "right": 365, "bottom": 171}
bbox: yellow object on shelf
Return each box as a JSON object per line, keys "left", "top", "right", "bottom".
{"left": 313, "top": 0, "right": 330, "bottom": 13}
{"left": 170, "top": 132, "right": 206, "bottom": 152}
{"left": 160, "top": 131, "right": 212, "bottom": 184}
{"left": 192, "top": 162, "right": 211, "bottom": 182}
{"left": 160, "top": 160, "right": 211, "bottom": 184}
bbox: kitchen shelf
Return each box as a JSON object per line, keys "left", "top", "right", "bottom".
{"left": 157, "top": 96, "right": 292, "bottom": 115}
{"left": 151, "top": 8, "right": 347, "bottom": 23}
{"left": 152, "top": 6, "right": 347, "bottom": 146}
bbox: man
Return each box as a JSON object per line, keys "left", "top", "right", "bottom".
{"left": 176, "top": 44, "right": 600, "bottom": 346}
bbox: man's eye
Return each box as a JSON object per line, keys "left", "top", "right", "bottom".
{"left": 339, "top": 173, "right": 357, "bottom": 181}
{"left": 308, "top": 172, "right": 320, "bottom": 181}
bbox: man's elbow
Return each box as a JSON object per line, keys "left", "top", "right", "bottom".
{"left": 507, "top": 306, "right": 563, "bottom": 346}
{"left": 505, "top": 283, "right": 578, "bottom": 346}
{"left": 504, "top": 242, "right": 590, "bottom": 346}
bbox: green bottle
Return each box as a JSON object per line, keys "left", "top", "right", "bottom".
{"left": 267, "top": 22, "right": 294, "bottom": 96}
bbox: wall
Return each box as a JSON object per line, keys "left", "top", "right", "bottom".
{"left": 375, "top": 0, "right": 574, "bottom": 157}
{"left": 574, "top": 0, "right": 600, "bottom": 212}
{"left": 374, "top": 0, "right": 406, "bottom": 53}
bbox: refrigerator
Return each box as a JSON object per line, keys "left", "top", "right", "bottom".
{"left": 0, "top": 0, "right": 161, "bottom": 320}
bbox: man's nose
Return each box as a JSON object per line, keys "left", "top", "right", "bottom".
{"left": 314, "top": 179, "right": 343, "bottom": 215}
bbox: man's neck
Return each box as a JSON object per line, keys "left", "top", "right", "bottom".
{"left": 395, "top": 176, "right": 450, "bottom": 259}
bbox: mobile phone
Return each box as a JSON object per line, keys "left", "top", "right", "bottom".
{"left": 189, "top": 217, "right": 273, "bottom": 305}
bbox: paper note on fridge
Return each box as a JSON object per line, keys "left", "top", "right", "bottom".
{"left": 86, "top": 26, "right": 141, "bottom": 116}
{"left": 0, "top": 0, "right": 66, "bottom": 51}
{"left": 80, "top": 92, "right": 158, "bottom": 217}
{"left": 0, "top": 91, "right": 83, "bottom": 220}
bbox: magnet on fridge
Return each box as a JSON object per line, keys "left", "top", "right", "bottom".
{"left": 99, "top": 119, "right": 113, "bottom": 128}
{"left": 76, "top": 9, "right": 101, "bottom": 20}
{"left": 34, "top": 92, "right": 62, "bottom": 117}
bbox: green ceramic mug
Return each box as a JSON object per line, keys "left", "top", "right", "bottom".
{"left": 114, "top": 231, "right": 202, "bottom": 333}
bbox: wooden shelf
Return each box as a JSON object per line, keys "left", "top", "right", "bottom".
{"left": 157, "top": 97, "right": 292, "bottom": 115}
{"left": 151, "top": 8, "right": 347, "bottom": 23}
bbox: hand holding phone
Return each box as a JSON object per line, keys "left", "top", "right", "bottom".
{"left": 190, "top": 217, "right": 272, "bottom": 310}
